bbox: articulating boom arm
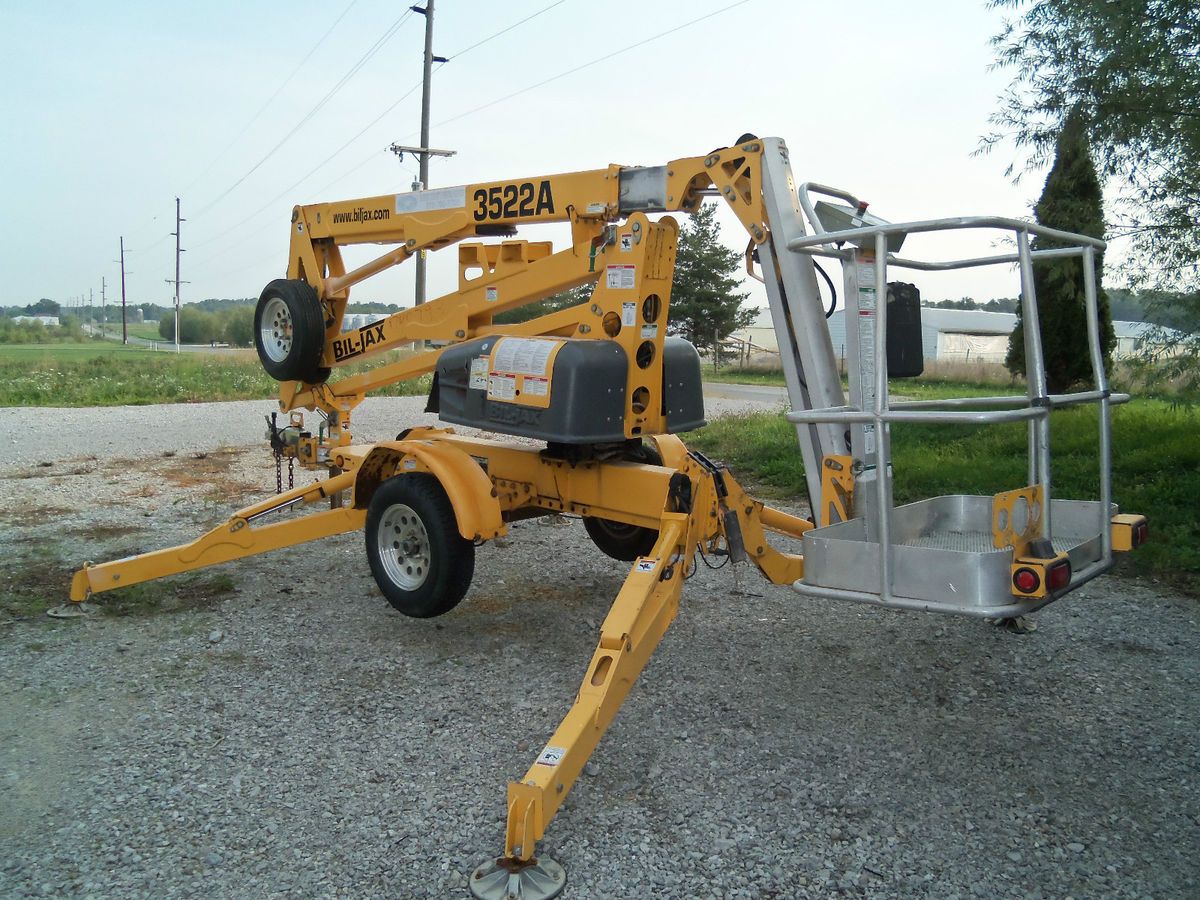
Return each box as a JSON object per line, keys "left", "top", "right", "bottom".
{"left": 277, "top": 143, "right": 768, "bottom": 408}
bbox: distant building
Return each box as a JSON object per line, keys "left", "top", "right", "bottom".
{"left": 340, "top": 312, "right": 390, "bottom": 333}
{"left": 12, "top": 315, "right": 60, "bottom": 327}
{"left": 734, "top": 307, "right": 1160, "bottom": 365}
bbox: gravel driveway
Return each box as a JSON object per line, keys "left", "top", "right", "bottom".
{"left": 1, "top": 396, "right": 1196, "bottom": 898}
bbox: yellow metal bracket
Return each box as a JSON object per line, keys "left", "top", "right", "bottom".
{"left": 1111, "top": 513, "right": 1148, "bottom": 552}
{"left": 819, "top": 454, "right": 854, "bottom": 527}
{"left": 991, "top": 485, "right": 1044, "bottom": 557}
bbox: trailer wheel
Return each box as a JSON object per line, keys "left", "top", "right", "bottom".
{"left": 254, "top": 279, "right": 328, "bottom": 383}
{"left": 365, "top": 473, "right": 474, "bottom": 618}
{"left": 582, "top": 443, "right": 662, "bottom": 561}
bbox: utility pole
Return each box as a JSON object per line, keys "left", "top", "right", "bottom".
{"left": 118, "top": 236, "right": 129, "bottom": 344}
{"left": 165, "top": 197, "right": 188, "bottom": 352}
{"left": 409, "top": 0, "right": 449, "bottom": 307}
{"left": 101, "top": 276, "right": 106, "bottom": 335}
{"left": 89, "top": 288, "right": 94, "bottom": 327}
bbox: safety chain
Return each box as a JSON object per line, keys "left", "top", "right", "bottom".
{"left": 266, "top": 412, "right": 293, "bottom": 495}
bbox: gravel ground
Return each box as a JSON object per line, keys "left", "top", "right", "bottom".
{"left": 1, "top": 397, "right": 1197, "bottom": 899}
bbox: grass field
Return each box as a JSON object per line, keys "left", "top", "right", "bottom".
{"left": 0, "top": 343, "right": 430, "bottom": 406}
{"left": 688, "top": 394, "right": 1199, "bottom": 594}
{"left": 117, "top": 322, "right": 163, "bottom": 341}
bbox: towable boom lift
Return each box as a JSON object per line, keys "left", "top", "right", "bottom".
{"left": 70, "top": 136, "right": 1145, "bottom": 899}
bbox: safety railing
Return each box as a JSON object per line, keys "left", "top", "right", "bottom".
{"left": 781, "top": 207, "right": 1124, "bottom": 613}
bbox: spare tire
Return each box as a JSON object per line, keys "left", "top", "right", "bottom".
{"left": 582, "top": 442, "right": 663, "bottom": 561}
{"left": 254, "top": 279, "right": 328, "bottom": 383}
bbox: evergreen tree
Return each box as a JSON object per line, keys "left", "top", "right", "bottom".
{"left": 1006, "top": 111, "right": 1115, "bottom": 392}
{"left": 668, "top": 202, "right": 754, "bottom": 352}
{"left": 493, "top": 285, "right": 591, "bottom": 325}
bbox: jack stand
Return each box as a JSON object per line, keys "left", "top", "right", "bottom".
{"left": 469, "top": 856, "right": 566, "bottom": 900}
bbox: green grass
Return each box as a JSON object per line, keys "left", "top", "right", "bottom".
{"left": 97, "top": 572, "right": 237, "bottom": 617}
{"left": 688, "top": 398, "right": 1199, "bottom": 594}
{"left": 0, "top": 342, "right": 150, "bottom": 361}
{"left": 707, "top": 366, "right": 1023, "bottom": 398}
{"left": 113, "top": 322, "right": 163, "bottom": 341}
{"left": 705, "top": 367, "right": 791, "bottom": 387}
{"left": 0, "top": 344, "right": 431, "bottom": 406}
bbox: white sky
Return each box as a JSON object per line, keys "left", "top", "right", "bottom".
{"left": 2, "top": 0, "right": 1055, "bottom": 314}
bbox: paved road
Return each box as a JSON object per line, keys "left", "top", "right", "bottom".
{"left": 703, "top": 380, "right": 789, "bottom": 404}
{"left": 1, "top": 390, "right": 787, "bottom": 471}
{"left": 87, "top": 324, "right": 237, "bottom": 354}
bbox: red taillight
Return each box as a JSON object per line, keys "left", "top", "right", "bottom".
{"left": 1013, "top": 567, "right": 1041, "bottom": 594}
{"left": 1048, "top": 559, "right": 1072, "bottom": 591}
{"left": 1134, "top": 521, "right": 1149, "bottom": 547}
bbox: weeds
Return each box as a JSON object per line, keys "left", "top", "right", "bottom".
{"left": 97, "top": 572, "right": 236, "bottom": 617}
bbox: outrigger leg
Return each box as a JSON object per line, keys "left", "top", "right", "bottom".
{"left": 470, "top": 514, "right": 691, "bottom": 900}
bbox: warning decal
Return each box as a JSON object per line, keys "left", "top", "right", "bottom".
{"left": 492, "top": 337, "right": 556, "bottom": 377}
{"left": 535, "top": 746, "right": 566, "bottom": 767}
{"left": 487, "top": 373, "right": 517, "bottom": 401}
{"left": 619, "top": 232, "right": 633, "bottom": 252}
{"left": 622, "top": 301, "right": 637, "bottom": 327}
{"left": 606, "top": 265, "right": 636, "bottom": 290}
{"left": 469, "top": 356, "right": 489, "bottom": 390}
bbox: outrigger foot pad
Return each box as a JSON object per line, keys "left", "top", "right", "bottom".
{"left": 469, "top": 856, "right": 566, "bottom": 900}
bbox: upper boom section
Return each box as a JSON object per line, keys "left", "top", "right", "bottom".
{"left": 286, "top": 140, "right": 769, "bottom": 300}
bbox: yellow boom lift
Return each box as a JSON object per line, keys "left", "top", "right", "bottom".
{"left": 71, "top": 135, "right": 1146, "bottom": 899}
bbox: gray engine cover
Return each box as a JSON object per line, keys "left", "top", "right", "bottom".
{"left": 433, "top": 336, "right": 705, "bottom": 443}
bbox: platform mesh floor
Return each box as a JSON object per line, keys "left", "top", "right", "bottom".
{"left": 901, "top": 530, "right": 995, "bottom": 553}
{"left": 900, "top": 530, "right": 1082, "bottom": 554}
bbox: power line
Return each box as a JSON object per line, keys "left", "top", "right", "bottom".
{"left": 188, "top": 144, "right": 394, "bottom": 267}
{"left": 121, "top": 2, "right": 361, "bottom": 250}
{"left": 187, "top": 79, "right": 422, "bottom": 259}
{"left": 191, "top": 7, "right": 417, "bottom": 219}
{"left": 190, "top": 2, "right": 571, "bottom": 248}
{"left": 182, "top": 0, "right": 360, "bottom": 194}
{"left": 433, "top": 0, "right": 754, "bottom": 132}
{"left": 444, "top": 0, "right": 566, "bottom": 60}
{"left": 194, "top": 0, "right": 701, "bottom": 279}
{"left": 184, "top": 5, "right": 575, "bottom": 260}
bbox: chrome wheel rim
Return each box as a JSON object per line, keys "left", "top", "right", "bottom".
{"left": 377, "top": 503, "right": 430, "bottom": 590}
{"left": 260, "top": 296, "right": 293, "bottom": 362}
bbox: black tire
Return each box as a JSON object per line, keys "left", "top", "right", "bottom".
{"left": 582, "top": 443, "right": 662, "bottom": 561}
{"left": 254, "top": 279, "right": 328, "bottom": 383}
{"left": 365, "top": 473, "right": 474, "bottom": 618}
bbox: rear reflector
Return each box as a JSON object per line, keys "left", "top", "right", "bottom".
{"left": 1048, "top": 559, "right": 1072, "bottom": 591}
{"left": 1012, "top": 567, "right": 1040, "bottom": 594}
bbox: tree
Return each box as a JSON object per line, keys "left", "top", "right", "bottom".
{"left": 25, "top": 298, "right": 60, "bottom": 316}
{"left": 493, "top": 285, "right": 591, "bottom": 325}
{"left": 983, "top": 0, "right": 1199, "bottom": 395}
{"left": 222, "top": 305, "right": 255, "bottom": 346}
{"left": 668, "top": 202, "right": 754, "bottom": 352}
{"left": 1006, "top": 111, "right": 1115, "bottom": 391}
{"left": 159, "top": 307, "right": 219, "bottom": 343}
